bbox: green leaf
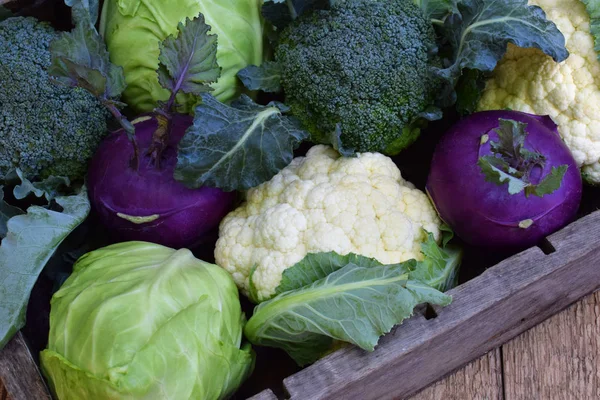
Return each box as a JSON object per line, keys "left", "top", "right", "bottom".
{"left": 275, "top": 252, "right": 383, "bottom": 295}
{"left": 0, "top": 187, "right": 90, "bottom": 349}
{"left": 0, "top": 6, "right": 13, "bottom": 21}
{"left": 12, "top": 170, "right": 70, "bottom": 202}
{"left": 582, "top": 0, "right": 600, "bottom": 61}
{"left": 327, "top": 124, "right": 356, "bottom": 157}
{"left": 414, "top": 0, "right": 457, "bottom": 20}
{"left": 438, "top": 0, "right": 569, "bottom": 88}
{"left": 478, "top": 119, "right": 567, "bottom": 197}
{"left": 237, "top": 62, "right": 282, "bottom": 93}
{"left": 409, "top": 231, "right": 462, "bottom": 292}
{"left": 0, "top": 188, "right": 23, "bottom": 239}
{"left": 174, "top": 94, "right": 309, "bottom": 191}
{"left": 525, "top": 165, "right": 569, "bottom": 198}
{"left": 64, "top": 0, "right": 99, "bottom": 26}
{"left": 49, "top": 22, "right": 126, "bottom": 101}
{"left": 478, "top": 155, "right": 529, "bottom": 194}
{"left": 245, "top": 262, "right": 451, "bottom": 366}
{"left": 157, "top": 15, "right": 221, "bottom": 100}
{"left": 247, "top": 264, "right": 261, "bottom": 304}
{"left": 454, "top": 68, "right": 486, "bottom": 115}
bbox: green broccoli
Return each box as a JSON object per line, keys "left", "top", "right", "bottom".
{"left": 274, "top": 0, "right": 443, "bottom": 154}
{"left": 0, "top": 17, "right": 109, "bottom": 181}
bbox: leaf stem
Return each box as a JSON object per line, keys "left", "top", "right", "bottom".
{"left": 104, "top": 101, "right": 139, "bottom": 170}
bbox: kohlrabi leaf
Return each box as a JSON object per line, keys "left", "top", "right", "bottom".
{"left": 414, "top": 0, "right": 457, "bottom": 21}
{"left": 49, "top": 23, "right": 126, "bottom": 101}
{"left": 64, "top": 0, "right": 99, "bottom": 26}
{"left": 11, "top": 170, "right": 70, "bottom": 202}
{"left": 174, "top": 94, "right": 309, "bottom": 191}
{"left": 245, "top": 262, "right": 451, "bottom": 365}
{"left": 0, "top": 188, "right": 23, "bottom": 238}
{"left": 478, "top": 119, "right": 567, "bottom": 197}
{"left": 0, "top": 5, "right": 12, "bottom": 21}
{"left": 0, "top": 187, "right": 90, "bottom": 349}
{"left": 157, "top": 14, "right": 221, "bottom": 106}
{"left": 438, "top": 0, "right": 569, "bottom": 89}
{"left": 237, "top": 62, "right": 282, "bottom": 93}
{"left": 409, "top": 231, "right": 462, "bottom": 292}
{"left": 275, "top": 252, "right": 383, "bottom": 295}
{"left": 454, "top": 68, "right": 486, "bottom": 115}
{"left": 582, "top": 0, "right": 600, "bottom": 61}
{"left": 328, "top": 124, "right": 356, "bottom": 157}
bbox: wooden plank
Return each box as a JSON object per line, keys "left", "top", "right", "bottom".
{"left": 502, "top": 291, "right": 600, "bottom": 400}
{"left": 281, "top": 210, "right": 600, "bottom": 400}
{"left": 0, "top": 332, "right": 50, "bottom": 400}
{"left": 410, "top": 349, "right": 503, "bottom": 400}
{"left": 246, "top": 389, "right": 279, "bottom": 400}
{"left": 1, "top": 382, "right": 9, "bottom": 400}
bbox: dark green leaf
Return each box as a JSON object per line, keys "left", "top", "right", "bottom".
{"left": 174, "top": 94, "right": 309, "bottom": 191}
{"left": 0, "top": 6, "right": 12, "bottom": 21}
{"left": 276, "top": 252, "right": 383, "bottom": 295}
{"left": 0, "top": 187, "right": 90, "bottom": 349}
{"left": 327, "top": 124, "right": 356, "bottom": 157}
{"left": 582, "top": 0, "right": 600, "bottom": 61}
{"left": 478, "top": 119, "right": 566, "bottom": 197}
{"left": 0, "top": 188, "right": 23, "bottom": 238}
{"left": 64, "top": 0, "right": 99, "bottom": 27}
{"left": 414, "top": 0, "right": 457, "bottom": 20}
{"left": 438, "top": 0, "right": 569, "bottom": 88}
{"left": 478, "top": 155, "right": 529, "bottom": 194}
{"left": 525, "top": 165, "right": 569, "bottom": 198}
{"left": 245, "top": 262, "right": 451, "bottom": 365}
{"left": 157, "top": 15, "right": 220, "bottom": 100}
{"left": 455, "top": 68, "right": 486, "bottom": 115}
{"left": 12, "top": 170, "right": 70, "bottom": 202}
{"left": 49, "top": 23, "right": 126, "bottom": 101}
{"left": 262, "top": 0, "right": 334, "bottom": 29}
{"left": 237, "top": 62, "right": 282, "bottom": 93}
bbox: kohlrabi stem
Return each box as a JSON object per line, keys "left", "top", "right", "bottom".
{"left": 286, "top": 0, "right": 298, "bottom": 20}
{"left": 147, "top": 110, "right": 172, "bottom": 169}
{"left": 104, "top": 101, "right": 139, "bottom": 170}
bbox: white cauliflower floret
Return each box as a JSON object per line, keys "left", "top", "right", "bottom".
{"left": 478, "top": 0, "right": 600, "bottom": 184}
{"left": 215, "top": 145, "right": 442, "bottom": 301}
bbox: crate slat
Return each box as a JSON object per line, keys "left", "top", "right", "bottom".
{"left": 279, "top": 210, "right": 600, "bottom": 400}
{"left": 246, "top": 388, "right": 279, "bottom": 400}
{"left": 0, "top": 332, "right": 50, "bottom": 400}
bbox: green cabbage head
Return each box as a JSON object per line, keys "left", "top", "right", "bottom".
{"left": 99, "top": 0, "right": 265, "bottom": 113}
{"left": 40, "top": 241, "right": 254, "bottom": 400}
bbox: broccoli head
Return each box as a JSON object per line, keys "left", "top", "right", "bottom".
{"left": 0, "top": 17, "right": 109, "bottom": 181}
{"left": 275, "top": 0, "right": 443, "bottom": 154}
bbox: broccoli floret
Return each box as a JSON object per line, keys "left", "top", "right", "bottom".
{"left": 0, "top": 17, "right": 110, "bottom": 181}
{"left": 275, "top": 0, "right": 443, "bottom": 154}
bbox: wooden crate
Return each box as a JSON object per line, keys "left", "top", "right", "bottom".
{"left": 2, "top": 209, "right": 600, "bottom": 400}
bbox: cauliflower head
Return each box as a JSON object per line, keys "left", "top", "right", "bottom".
{"left": 215, "top": 145, "right": 442, "bottom": 302}
{"left": 478, "top": 0, "right": 600, "bottom": 184}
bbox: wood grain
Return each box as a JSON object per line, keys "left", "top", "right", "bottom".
{"left": 503, "top": 291, "right": 600, "bottom": 400}
{"left": 281, "top": 210, "right": 600, "bottom": 400}
{"left": 246, "top": 389, "right": 279, "bottom": 400}
{"left": 410, "top": 349, "right": 503, "bottom": 400}
{"left": 0, "top": 332, "right": 50, "bottom": 400}
{"left": 1, "top": 382, "right": 9, "bottom": 400}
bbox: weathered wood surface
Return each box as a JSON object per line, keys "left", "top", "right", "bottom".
{"left": 246, "top": 389, "right": 279, "bottom": 400}
{"left": 410, "top": 349, "right": 503, "bottom": 400}
{"left": 0, "top": 333, "right": 50, "bottom": 400}
{"left": 278, "top": 210, "right": 600, "bottom": 399}
{"left": 503, "top": 290, "right": 600, "bottom": 400}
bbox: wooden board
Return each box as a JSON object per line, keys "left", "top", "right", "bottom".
{"left": 503, "top": 290, "right": 600, "bottom": 399}
{"left": 410, "top": 349, "right": 503, "bottom": 400}
{"left": 271, "top": 210, "right": 600, "bottom": 399}
{"left": 0, "top": 333, "right": 50, "bottom": 400}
